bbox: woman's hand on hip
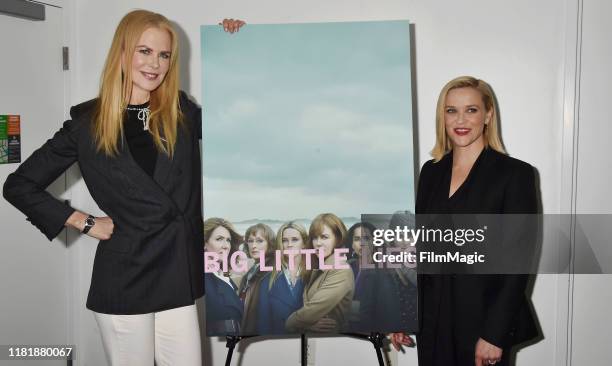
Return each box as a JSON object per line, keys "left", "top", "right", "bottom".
{"left": 66, "top": 211, "right": 114, "bottom": 240}
{"left": 219, "top": 19, "right": 246, "bottom": 33}
{"left": 475, "top": 337, "right": 502, "bottom": 366}
{"left": 88, "top": 216, "right": 114, "bottom": 240}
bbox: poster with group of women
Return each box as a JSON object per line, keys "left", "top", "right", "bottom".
{"left": 201, "top": 20, "right": 417, "bottom": 336}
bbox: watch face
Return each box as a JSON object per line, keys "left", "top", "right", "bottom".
{"left": 85, "top": 217, "right": 95, "bottom": 226}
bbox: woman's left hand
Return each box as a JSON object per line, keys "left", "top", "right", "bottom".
{"left": 219, "top": 19, "right": 246, "bottom": 33}
{"left": 474, "top": 338, "right": 502, "bottom": 366}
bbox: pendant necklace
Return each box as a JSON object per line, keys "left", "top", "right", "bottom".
{"left": 126, "top": 105, "right": 151, "bottom": 131}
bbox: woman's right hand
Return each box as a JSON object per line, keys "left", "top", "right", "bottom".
{"left": 88, "top": 216, "right": 114, "bottom": 240}
{"left": 66, "top": 211, "right": 114, "bottom": 240}
{"left": 219, "top": 19, "right": 246, "bottom": 33}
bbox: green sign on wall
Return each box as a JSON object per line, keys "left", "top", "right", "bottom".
{"left": 0, "top": 115, "right": 21, "bottom": 164}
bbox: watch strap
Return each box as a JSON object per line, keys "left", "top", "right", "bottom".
{"left": 82, "top": 215, "right": 95, "bottom": 234}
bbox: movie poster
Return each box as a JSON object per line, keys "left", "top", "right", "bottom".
{"left": 201, "top": 20, "right": 417, "bottom": 336}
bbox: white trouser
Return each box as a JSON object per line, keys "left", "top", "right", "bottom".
{"left": 93, "top": 304, "right": 201, "bottom": 366}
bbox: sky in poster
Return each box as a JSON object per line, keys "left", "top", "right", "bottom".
{"left": 201, "top": 20, "right": 415, "bottom": 222}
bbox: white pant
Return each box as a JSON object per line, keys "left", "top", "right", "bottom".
{"left": 93, "top": 304, "right": 202, "bottom": 366}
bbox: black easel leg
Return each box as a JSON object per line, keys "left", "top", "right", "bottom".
{"left": 301, "top": 334, "right": 307, "bottom": 366}
{"left": 342, "top": 332, "right": 386, "bottom": 366}
{"left": 225, "top": 336, "right": 240, "bottom": 366}
{"left": 370, "top": 333, "right": 385, "bottom": 366}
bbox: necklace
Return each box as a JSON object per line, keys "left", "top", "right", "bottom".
{"left": 126, "top": 106, "right": 150, "bottom": 131}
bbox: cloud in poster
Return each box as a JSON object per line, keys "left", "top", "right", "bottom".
{"left": 202, "top": 21, "right": 414, "bottom": 222}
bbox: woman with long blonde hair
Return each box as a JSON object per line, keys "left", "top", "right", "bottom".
{"left": 3, "top": 10, "right": 244, "bottom": 365}
{"left": 391, "top": 76, "right": 539, "bottom": 365}
{"left": 256, "top": 221, "right": 309, "bottom": 334}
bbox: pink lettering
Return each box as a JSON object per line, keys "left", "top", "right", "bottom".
{"left": 318, "top": 249, "right": 334, "bottom": 270}
{"left": 334, "top": 248, "right": 350, "bottom": 269}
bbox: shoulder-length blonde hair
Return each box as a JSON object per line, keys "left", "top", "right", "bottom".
{"left": 431, "top": 76, "right": 505, "bottom": 162}
{"left": 267, "top": 221, "right": 310, "bottom": 290}
{"left": 93, "top": 9, "right": 182, "bottom": 157}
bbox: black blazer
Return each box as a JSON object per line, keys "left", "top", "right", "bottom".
{"left": 3, "top": 91, "right": 204, "bottom": 314}
{"left": 416, "top": 148, "right": 539, "bottom": 354}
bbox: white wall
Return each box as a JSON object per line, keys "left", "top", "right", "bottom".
{"left": 569, "top": 0, "right": 612, "bottom": 365}
{"left": 66, "top": 1, "right": 571, "bottom": 365}
{"left": 0, "top": 5, "right": 70, "bottom": 366}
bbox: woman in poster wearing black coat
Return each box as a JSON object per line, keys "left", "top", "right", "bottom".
{"left": 399, "top": 76, "right": 540, "bottom": 365}
{"left": 3, "top": 10, "right": 244, "bottom": 365}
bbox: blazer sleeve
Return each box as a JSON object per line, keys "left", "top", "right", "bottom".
{"left": 481, "top": 162, "right": 537, "bottom": 347}
{"left": 2, "top": 108, "right": 81, "bottom": 241}
{"left": 285, "top": 269, "right": 353, "bottom": 332}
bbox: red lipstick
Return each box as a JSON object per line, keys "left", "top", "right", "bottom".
{"left": 454, "top": 128, "right": 471, "bottom": 136}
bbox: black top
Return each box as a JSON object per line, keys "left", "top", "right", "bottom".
{"left": 418, "top": 150, "right": 487, "bottom": 365}
{"left": 124, "top": 102, "right": 157, "bottom": 177}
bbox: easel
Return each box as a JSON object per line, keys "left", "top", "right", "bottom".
{"left": 224, "top": 332, "right": 388, "bottom": 366}
{"left": 344, "top": 333, "right": 388, "bottom": 366}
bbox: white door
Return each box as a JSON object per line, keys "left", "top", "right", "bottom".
{"left": 0, "top": 4, "right": 71, "bottom": 366}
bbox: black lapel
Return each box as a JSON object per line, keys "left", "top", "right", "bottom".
{"left": 427, "top": 153, "right": 452, "bottom": 210}
{"left": 113, "top": 132, "right": 177, "bottom": 210}
{"left": 462, "top": 147, "right": 493, "bottom": 212}
{"left": 112, "top": 108, "right": 179, "bottom": 190}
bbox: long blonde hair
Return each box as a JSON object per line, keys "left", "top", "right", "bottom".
{"left": 267, "top": 222, "right": 309, "bottom": 290}
{"left": 431, "top": 76, "right": 505, "bottom": 162}
{"left": 93, "top": 9, "right": 182, "bottom": 157}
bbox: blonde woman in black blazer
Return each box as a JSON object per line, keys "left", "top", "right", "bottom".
{"left": 392, "top": 76, "right": 540, "bottom": 366}
{"left": 3, "top": 10, "right": 244, "bottom": 366}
